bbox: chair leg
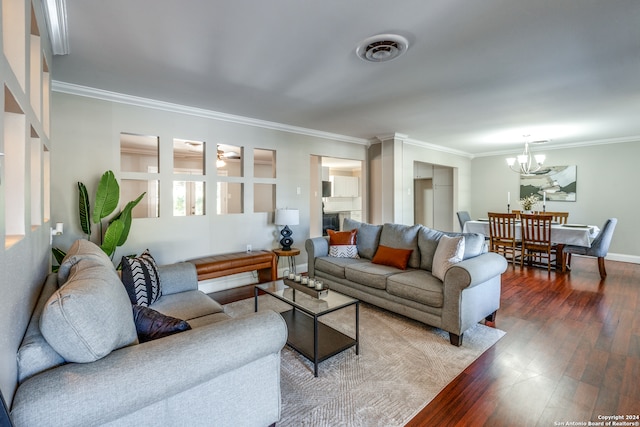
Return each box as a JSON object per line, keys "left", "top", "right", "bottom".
{"left": 598, "top": 257, "right": 607, "bottom": 279}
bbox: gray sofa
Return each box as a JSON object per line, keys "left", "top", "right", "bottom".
{"left": 11, "top": 240, "right": 287, "bottom": 427}
{"left": 306, "top": 219, "right": 508, "bottom": 346}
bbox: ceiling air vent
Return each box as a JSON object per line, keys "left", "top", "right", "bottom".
{"left": 356, "top": 34, "right": 409, "bottom": 63}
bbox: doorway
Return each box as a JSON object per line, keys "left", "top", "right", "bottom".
{"left": 413, "top": 162, "right": 453, "bottom": 231}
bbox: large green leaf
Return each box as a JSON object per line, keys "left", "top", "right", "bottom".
{"left": 111, "top": 192, "right": 146, "bottom": 247}
{"left": 101, "top": 218, "right": 125, "bottom": 258}
{"left": 52, "top": 247, "right": 66, "bottom": 265}
{"left": 92, "top": 170, "right": 120, "bottom": 224}
{"left": 77, "top": 182, "right": 91, "bottom": 238}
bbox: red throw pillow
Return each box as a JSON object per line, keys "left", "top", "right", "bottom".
{"left": 327, "top": 229, "right": 358, "bottom": 246}
{"left": 371, "top": 245, "right": 413, "bottom": 270}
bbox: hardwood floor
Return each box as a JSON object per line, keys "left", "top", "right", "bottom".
{"left": 210, "top": 256, "right": 640, "bottom": 426}
{"left": 407, "top": 257, "right": 640, "bottom": 427}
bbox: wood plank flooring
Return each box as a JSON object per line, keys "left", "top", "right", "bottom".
{"left": 407, "top": 257, "right": 640, "bottom": 427}
{"left": 210, "top": 256, "right": 640, "bottom": 426}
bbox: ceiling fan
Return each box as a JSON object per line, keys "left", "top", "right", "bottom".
{"left": 217, "top": 145, "right": 241, "bottom": 167}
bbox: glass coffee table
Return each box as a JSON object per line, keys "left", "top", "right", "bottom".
{"left": 255, "top": 280, "right": 359, "bottom": 377}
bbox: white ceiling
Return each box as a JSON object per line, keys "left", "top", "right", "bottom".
{"left": 52, "top": 0, "right": 640, "bottom": 155}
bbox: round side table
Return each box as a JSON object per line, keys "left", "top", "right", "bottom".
{"left": 273, "top": 248, "right": 300, "bottom": 276}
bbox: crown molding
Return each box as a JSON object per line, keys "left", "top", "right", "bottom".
{"left": 51, "top": 81, "right": 371, "bottom": 146}
{"left": 403, "top": 137, "right": 474, "bottom": 158}
{"left": 474, "top": 135, "right": 640, "bottom": 158}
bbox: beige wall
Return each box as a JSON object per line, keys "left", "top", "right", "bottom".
{"left": 470, "top": 141, "right": 640, "bottom": 260}
{"left": 50, "top": 92, "right": 368, "bottom": 269}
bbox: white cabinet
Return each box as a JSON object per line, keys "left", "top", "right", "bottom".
{"left": 330, "top": 176, "right": 359, "bottom": 197}
{"left": 414, "top": 162, "right": 433, "bottom": 179}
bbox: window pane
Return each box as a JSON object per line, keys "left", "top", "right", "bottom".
{"left": 217, "top": 182, "right": 243, "bottom": 214}
{"left": 254, "top": 183, "right": 275, "bottom": 213}
{"left": 173, "top": 139, "right": 204, "bottom": 175}
{"left": 121, "top": 179, "right": 158, "bottom": 218}
{"left": 216, "top": 144, "right": 243, "bottom": 177}
{"left": 120, "top": 133, "right": 159, "bottom": 173}
{"left": 254, "top": 148, "right": 275, "bottom": 178}
{"left": 173, "top": 181, "right": 205, "bottom": 216}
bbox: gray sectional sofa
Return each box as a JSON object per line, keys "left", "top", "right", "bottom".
{"left": 11, "top": 240, "right": 287, "bottom": 427}
{"left": 306, "top": 219, "right": 508, "bottom": 346}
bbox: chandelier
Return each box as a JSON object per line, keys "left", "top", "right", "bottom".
{"left": 506, "top": 136, "right": 546, "bottom": 175}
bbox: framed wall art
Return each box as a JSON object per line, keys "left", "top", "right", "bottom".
{"left": 519, "top": 165, "right": 576, "bottom": 202}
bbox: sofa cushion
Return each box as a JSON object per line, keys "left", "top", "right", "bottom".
{"left": 432, "top": 235, "right": 465, "bottom": 281}
{"left": 343, "top": 218, "right": 382, "bottom": 259}
{"left": 17, "top": 274, "right": 66, "bottom": 383}
{"left": 418, "top": 227, "right": 486, "bottom": 271}
{"left": 314, "top": 256, "right": 367, "bottom": 279}
{"left": 40, "top": 259, "right": 139, "bottom": 363}
{"left": 150, "top": 290, "right": 225, "bottom": 321}
{"left": 386, "top": 270, "right": 444, "bottom": 307}
{"left": 344, "top": 262, "right": 399, "bottom": 290}
{"left": 57, "top": 239, "right": 114, "bottom": 286}
{"left": 371, "top": 245, "right": 413, "bottom": 270}
{"left": 379, "top": 223, "right": 421, "bottom": 268}
{"left": 121, "top": 250, "right": 162, "bottom": 307}
{"left": 132, "top": 305, "right": 191, "bottom": 343}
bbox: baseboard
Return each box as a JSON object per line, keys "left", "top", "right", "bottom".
{"left": 606, "top": 252, "right": 640, "bottom": 264}
{"left": 197, "top": 263, "right": 308, "bottom": 294}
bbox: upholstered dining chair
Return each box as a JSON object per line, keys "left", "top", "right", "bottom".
{"left": 520, "top": 214, "right": 555, "bottom": 271}
{"left": 457, "top": 211, "right": 471, "bottom": 232}
{"left": 488, "top": 212, "right": 519, "bottom": 265}
{"left": 563, "top": 218, "right": 618, "bottom": 279}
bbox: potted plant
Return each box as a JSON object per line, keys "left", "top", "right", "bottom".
{"left": 519, "top": 193, "right": 540, "bottom": 213}
{"left": 52, "top": 170, "right": 145, "bottom": 269}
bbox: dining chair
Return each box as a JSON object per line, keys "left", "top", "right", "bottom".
{"left": 488, "top": 212, "right": 519, "bottom": 265}
{"left": 456, "top": 211, "right": 471, "bottom": 232}
{"left": 562, "top": 218, "right": 618, "bottom": 279}
{"left": 545, "top": 211, "right": 569, "bottom": 224}
{"left": 520, "top": 214, "right": 555, "bottom": 271}
{"left": 511, "top": 209, "right": 521, "bottom": 220}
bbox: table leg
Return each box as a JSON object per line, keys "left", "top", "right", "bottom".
{"left": 254, "top": 286, "right": 259, "bottom": 312}
{"left": 355, "top": 301, "right": 360, "bottom": 355}
{"left": 314, "top": 315, "right": 319, "bottom": 377}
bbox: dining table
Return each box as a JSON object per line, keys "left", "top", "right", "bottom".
{"left": 463, "top": 219, "right": 600, "bottom": 270}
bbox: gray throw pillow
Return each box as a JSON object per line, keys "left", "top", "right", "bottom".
{"left": 418, "top": 227, "right": 486, "bottom": 271}
{"left": 40, "top": 259, "right": 138, "bottom": 363}
{"left": 343, "top": 218, "right": 382, "bottom": 259}
{"left": 379, "top": 223, "right": 422, "bottom": 269}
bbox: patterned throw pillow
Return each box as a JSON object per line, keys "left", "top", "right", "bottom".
{"left": 132, "top": 305, "right": 191, "bottom": 343}
{"left": 121, "top": 250, "right": 161, "bottom": 307}
{"left": 327, "top": 229, "right": 359, "bottom": 258}
{"left": 329, "top": 245, "right": 360, "bottom": 258}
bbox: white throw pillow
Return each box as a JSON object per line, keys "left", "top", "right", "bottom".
{"left": 329, "top": 245, "right": 360, "bottom": 258}
{"left": 432, "top": 235, "right": 465, "bottom": 281}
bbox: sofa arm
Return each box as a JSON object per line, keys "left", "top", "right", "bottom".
{"left": 444, "top": 252, "right": 508, "bottom": 290}
{"left": 11, "top": 310, "right": 287, "bottom": 427}
{"left": 157, "top": 262, "right": 199, "bottom": 295}
{"left": 305, "top": 236, "right": 329, "bottom": 277}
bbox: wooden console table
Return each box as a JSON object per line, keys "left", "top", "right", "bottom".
{"left": 186, "top": 250, "right": 277, "bottom": 283}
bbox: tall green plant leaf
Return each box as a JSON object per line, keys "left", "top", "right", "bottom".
{"left": 92, "top": 170, "right": 120, "bottom": 224}
{"left": 77, "top": 182, "right": 91, "bottom": 238}
{"left": 111, "top": 192, "right": 146, "bottom": 247}
{"left": 101, "top": 218, "right": 125, "bottom": 258}
{"left": 52, "top": 247, "right": 66, "bottom": 265}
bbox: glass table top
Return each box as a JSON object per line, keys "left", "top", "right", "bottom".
{"left": 256, "top": 280, "right": 358, "bottom": 316}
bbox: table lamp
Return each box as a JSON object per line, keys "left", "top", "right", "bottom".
{"left": 275, "top": 208, "right": 299, "bottom": 251}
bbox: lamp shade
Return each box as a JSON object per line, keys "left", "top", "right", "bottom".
{"left": 275, "top": 209, "right": 299, "bottom": 226}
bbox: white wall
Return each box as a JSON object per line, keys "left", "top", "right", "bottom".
{"left": 51, "top": 92, "right": 368, "bottom": 274}
{"left": 470, "top": 141, "right": 640, "bottom": 260}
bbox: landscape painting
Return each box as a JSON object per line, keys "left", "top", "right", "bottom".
{"left": 519, "top": 165, "right": 577, "bottom": 202}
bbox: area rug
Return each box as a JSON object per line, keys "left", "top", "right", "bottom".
{"left": 224, "top": 296, "right": 505, "bottom": 427}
